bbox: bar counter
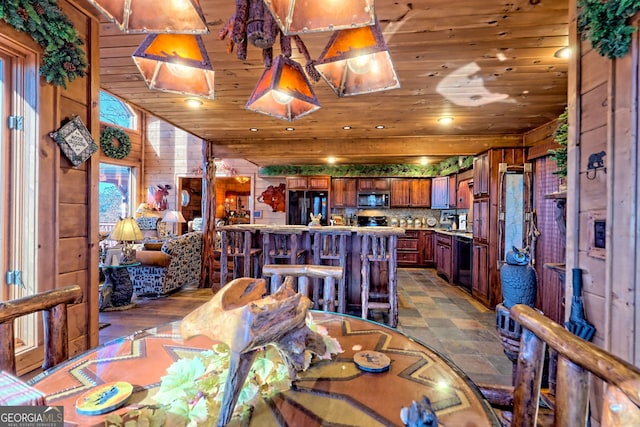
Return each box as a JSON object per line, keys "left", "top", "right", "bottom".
{"left": 218, "top": 224, "right": 405, "bottom": 315}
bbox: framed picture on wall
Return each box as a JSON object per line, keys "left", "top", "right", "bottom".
{"left": 49, "top": 116, "right": 98, "bottom": 168}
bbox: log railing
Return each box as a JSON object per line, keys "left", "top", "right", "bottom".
{"left": 0, "top": 285, "right": 83, "bottom": 375}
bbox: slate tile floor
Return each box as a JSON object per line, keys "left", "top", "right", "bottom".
{"left": 393, "top": 268, "right": 513, "bottom": 387}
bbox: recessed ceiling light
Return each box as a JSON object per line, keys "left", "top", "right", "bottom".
{"left": 285, "top": 127, "right": 295, "bottom": 131}
{"left": 327, "top": 156, "right": 337, "bottom": 164}
{"left": 554, "top": 47, "right": 570, "bottom": 59}
{"left": 249, "top": 127, "right": 259, "bottom": 132}
{"left": 375, "top": 125, "right": 385, "bottom": 129}
{"left": 184, "top": 98, "right": 203, "bottom": 108}
{"left": 438, "top": 116, "right": 454, "bottom": 125}
{"left": 342, "top": 125, "right": 352, "bottom": 130}
{"left": 419, "top": 157, "right": 429, "bottom": 166}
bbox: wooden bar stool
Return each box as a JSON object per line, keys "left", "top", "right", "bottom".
{"left": 219, "top": 226, "right": 262, "bottom": 286}
{"left": 261, "top": 227, "right": 309, "bottom": 266}
{"left": 262, "top": 264, "right": 343, "bottom": 311}
{"left": 357, "top": 229, "right": 403, "bottom": 327}
{"left": 310, "top": 228, "right": 351, "bottom": 313}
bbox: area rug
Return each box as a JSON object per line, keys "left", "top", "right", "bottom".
{"left": 99, "top": 322, "right": 111, "bottom": 330}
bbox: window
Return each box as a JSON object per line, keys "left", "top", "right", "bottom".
{"left": 0, "top": 35, "right": 39, "bottom": 355}
{"left": 99, "top": 91, "right": 137, "bottom": 130}
{"left": 99, "top": 164, "right": 134, "bottom": 232}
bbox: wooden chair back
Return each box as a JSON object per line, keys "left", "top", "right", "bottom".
{"left": 0, "top": 285, "right": 83, "bottom": 375}
{"left": 488, "top": 304, "right": 640, "bottom": 426}
{"left": 219, "top": 227, "right": 262, "bottom": 285}
{"left": 262, "top": 264, "right": 343, "bottom": 312}
{"left": 261, "top": 228, "right": 308, "bottom": 265}
{"left": 310, "top": 228, "right": 351, "bottom": 313}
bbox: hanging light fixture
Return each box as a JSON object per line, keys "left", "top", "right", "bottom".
{"left": 86, "top": 0, "right": 209, "bottom": 33}
{"left": 314, "top": 20, "right": 400, "bottom": 97}
{"left": 245, "top": 55, "right": 320, "bottom": 121}
{"left": 132, "top": 34, "right": 215, "bottom": 99}
{"left": 263, "top": 0, "right": 375, "bottom": 35}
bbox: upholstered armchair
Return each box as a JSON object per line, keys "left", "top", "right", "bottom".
{"left": 135, "top": 216, "right": 168, "bottom": 240}
{"left": 127, "top": 232, "right": 202, "bottom": 296}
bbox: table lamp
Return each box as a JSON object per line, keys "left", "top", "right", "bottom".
{"left": 110, "top": 217, "right": 143, "bottom": 264}
{"left": 162, "top": 210, "right": 186, "bottom": 236}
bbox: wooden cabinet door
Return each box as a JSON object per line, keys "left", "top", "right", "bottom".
{"left": 431, "top": 176, "right": 449, "bottom": 208}
{"left": 358, "top": 178, "right": 389, "bottom": 191}
{"left": 287, "top": 177, "right": 308, "bottom": 189}
{"left": 472, "top": 243, "right": 490, "bottom": 307}
{"left": 473, "top": 153, "right": 490, "bottom": 197}
{"left": 390, "top": 179, "right": 410, "bottom": 207}
{"left": 421, "top": 231, "right": 434, "bottom": 266}
{"left": 331, "top": 178, "right": 356, "bottom": 207}
{"left": 308, "top": 176, "right": 330, "bottom": 190}
{"left": 457, "top": 179, "right": 471, "bottom": 209}
{"left": 473, "top": 199, "right": 489, "bottom": 242}
{"left": 448, "top": 175, "right": 457, "bottom": 208}
{"left": 409, "top": 179, "right": 431, "bottom": 207}
{"left": 436, "top": 243, "right": 452, "bottom": 282}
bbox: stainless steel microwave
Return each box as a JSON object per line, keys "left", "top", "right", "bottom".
{"left": 357, "top": 192, "right": 390, "bottom": 208}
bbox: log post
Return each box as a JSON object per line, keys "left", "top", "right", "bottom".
{"left": 200, "top": 140, "right": 217, "bottom": 289}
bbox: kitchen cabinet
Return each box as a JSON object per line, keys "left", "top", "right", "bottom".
{"left": 422, "top": 230, "right": 435, "bottom": 266}
{"left": 390, "top": 178, "right": 431, "bottom": 207}
{"left": 435, "top": 232, "right": 453, "bottom": 283}
{"left": 448, "top": 175, "right": 457, "bottom": 208}
{"left": 287, "top": 176, "right": 330, "bottom": 190}
{"left": 431, "top": 176, "right": 449, "bottom": 209}
{"left": 472, "top": 199, "right": 489, "bottom": 242}
{"left": 398, "top": 230, "right": 435, "bottom": 267}
{"left": 331, "top": 178, "right": 357, "bottom": 208}
{"left": 457, "top": 179, "right": 471, "bottom": 209}
{"left": 473, "top": 152, "right": 490, "bottom": 197}
{"left": 358, "top": 178, "right": 390, "bottom": 191}
{"left": 472, "top": 243, "right": 490, "bottom": 307}
{"left": 398, "top": 230, "right": 422, "bottom": 266}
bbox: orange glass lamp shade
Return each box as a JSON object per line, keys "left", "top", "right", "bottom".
{"left": 263, "top": 0, "right": 375, "bottom": 35}
{"left": 245, "top": 55, "right": 320, "bottom": 121}
{"left": 86, "top": 0, "right": 209, "bottom": 33}
{"left": 132, "top": 34, "right": 215, "bottom": 99}
{"left": 315, "top": 22, "right": 400, "bottom": 97}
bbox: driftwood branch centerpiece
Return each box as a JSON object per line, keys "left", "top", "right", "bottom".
{"left": 150, "top": 277, "right": 341, "bottom": 426}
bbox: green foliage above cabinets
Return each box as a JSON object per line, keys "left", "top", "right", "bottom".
{"left": 258, "top": 156, "right": 474, "bottom": 177}
{"left": 0, "top": 0, "right": 88, "bottom": 88}
{"left": 578, "top": 0, "right": 640, "bottom": 59}
{"left": 549, "top": 107, "right": 568, "bottom": 178}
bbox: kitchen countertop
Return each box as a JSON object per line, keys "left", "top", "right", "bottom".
{"left": 394, "top": 227, "right": 474, "bottom": 239}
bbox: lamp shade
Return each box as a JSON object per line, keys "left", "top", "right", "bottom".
{"left": 315, "top": 21, "right": 400, "bottom": 97}
{"left": 132, "top": 34, "right": 215, "bottom": 99}
{"left": 245, "top": 55, "right": 320, "bottom": 121}
{"left": 263, "top": 0, "right": 375, "bottom": 35}
{"left": 162, "top": 210, "right": 187, "bottom": 223}
{"left": 86, "top": 0, "right": 209, "bottom": 33}
{"left": 110, "top": 217, "right": 144, "bottom": 242}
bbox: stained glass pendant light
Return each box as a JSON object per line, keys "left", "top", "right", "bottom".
{"left": 245, "top": 55, "right": 320, "bottom": 121}
{"left": 87, "top": 0, "right": 209, "bottom": 33}
{"left": 263, "top": 0, "right": 375, "bottom": 35}
{"left": 315, "top": 21, "right": 400, "bottom": 97}
{"left": 132, "top": 34, "right": 215, "bottom": 99}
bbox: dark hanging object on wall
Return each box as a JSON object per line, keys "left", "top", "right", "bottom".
{"left": 565, "top": 268, "right": 596, "bottom": 341}
{"left": 586, "top": 150, "right": 606, "bottom": 180}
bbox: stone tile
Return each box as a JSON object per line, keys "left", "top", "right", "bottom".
{"left": 451, "top": 319, "right": 486, "bottom": 330}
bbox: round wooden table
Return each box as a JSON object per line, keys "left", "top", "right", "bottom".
{"left": 30, "top": 312, "right": 500, "bottom": 426}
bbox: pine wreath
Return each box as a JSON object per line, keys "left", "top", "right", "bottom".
{"left": 100, "top": 126, "right": 131, "bottom": 159}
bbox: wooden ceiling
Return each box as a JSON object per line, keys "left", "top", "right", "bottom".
{"left": 85, "top": 0, "right": 568, "bottom": 166}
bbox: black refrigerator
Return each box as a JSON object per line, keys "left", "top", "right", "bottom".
{"left": 287, "top": 190, "right": 329, "bottom": 226}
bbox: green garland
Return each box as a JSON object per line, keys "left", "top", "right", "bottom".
{"left": 549, "top": 107, "right": 568, "bottom": 178}
{"left": 0, "top": 0, "right": 87, "bottom": 88}
{"left": 100, "top": 126, "right": 131, "bottom": 159}
{"left": 578, "top": 0, "right": 640, "bottom": 59}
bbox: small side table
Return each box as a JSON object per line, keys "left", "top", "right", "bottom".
{"left": 99, "top": 262, "right": 140, "bottom": 311}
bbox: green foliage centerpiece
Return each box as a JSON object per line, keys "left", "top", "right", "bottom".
{"left": 107, "top": 277, "right": 342, "bottom": 427}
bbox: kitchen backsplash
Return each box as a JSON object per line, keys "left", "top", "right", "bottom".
{"left": 331, "top": 207, "right": 471, "bottom": 229}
